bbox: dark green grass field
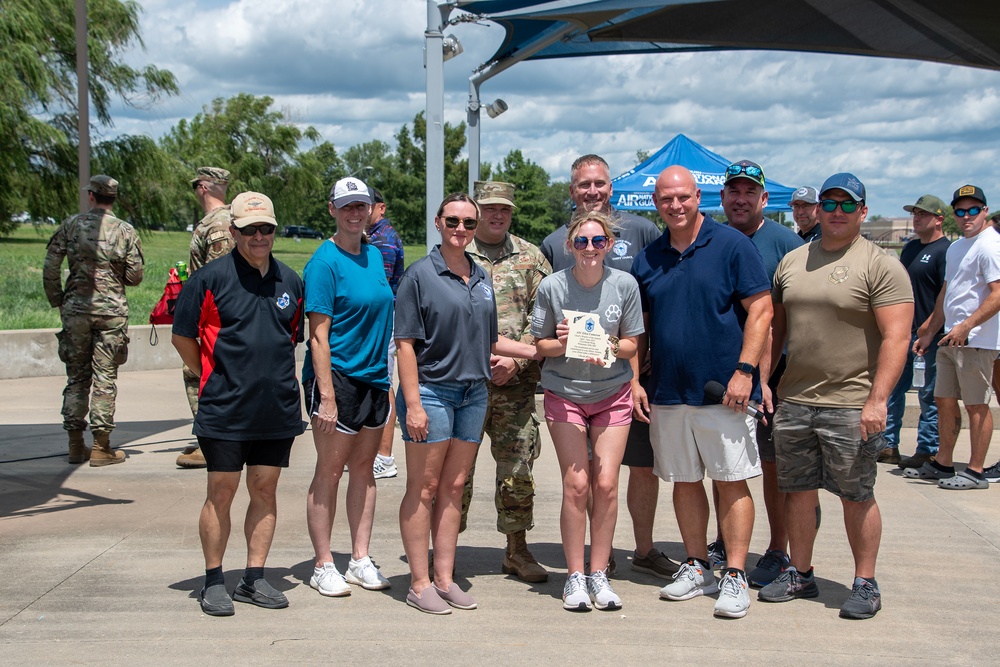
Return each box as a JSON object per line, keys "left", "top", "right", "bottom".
{"left": 0, "top": 226, "right": 425, "bottom": 330}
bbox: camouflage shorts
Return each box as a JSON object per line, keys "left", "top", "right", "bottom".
{"left": 772, "top": 402, "right": 882, "bottom": 503}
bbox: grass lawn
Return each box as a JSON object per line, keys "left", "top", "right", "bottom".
{"left": 0, "top": 225, "right": 426, "bottom": 330}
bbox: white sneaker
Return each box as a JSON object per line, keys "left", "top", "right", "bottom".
{"left": 373, "top": 456, "right": 398, "bottom": 480}
{"left": 562, "top": 571, "right": 592, "bottom": 611}
{"left": 346, "top": 555, "right": 391, "bottom": 590}
{"left": 660, "top": 558, "right": 719, "bottom": 601}
{"left": 714, "top": 569, "right": 750, "bottom": 618}
{"left": 310, "top": 562, "right": 351, "bottom": 597}
{"left": 588, "top": 570, "right": 621, "bottom": 611}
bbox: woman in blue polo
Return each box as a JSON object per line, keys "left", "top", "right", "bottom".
{"left": 394, "top": 193, "right": 538, "bottom": 615}
{"left": 302, "top": 178, "right": 394, "bottom": 599}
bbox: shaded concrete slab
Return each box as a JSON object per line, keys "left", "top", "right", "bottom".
{"left": 1, "top": 369, "right": 998, "bottom": 665}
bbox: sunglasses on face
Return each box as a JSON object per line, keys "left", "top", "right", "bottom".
{"left": 954, "top": 206, "right": 983, "bottom": 218}
{"left": 573, "top": 235, "right": 609, "bottom": 250}
{"left": 726, "top": 164, "right": 764, "bottom": 180}
{"left": 233, "top": 224, "right": 276, "bottom": 236}
{"left": 442, "top": 216, "right": 479, "bottom": 230}
{"left": 819, "top": 199, "right": 862, "bottom": 213}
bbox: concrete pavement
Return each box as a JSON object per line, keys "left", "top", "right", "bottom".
{"left": 2, "top": 368, "right": 998, "bottom": 665}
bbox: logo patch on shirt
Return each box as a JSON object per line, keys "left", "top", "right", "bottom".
{"left": 920, "top": 253, "right": 931, "bottom": 264}
{"left": 828, "top": 266, "right": 850, "bottom": 284}
{"left": 613, "top": 240, "right": 629, "bottom": 258}
{"left": 276, "top": 292, "right": 291, "bottom": 309}
{"left": 605, "top": 304, "right": 622, "bottom": 322}
{"left": 480, "top": 284, "right": 493, "bottom": 300}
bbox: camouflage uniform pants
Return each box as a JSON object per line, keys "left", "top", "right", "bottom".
{"left": 56, "top": 315, "right": 129, "bottom": 433}
{"left": 182, "top": 365, "right": 200, "bottom": 417}
{"left": 461, "top": 382, "right": 541, "bottom": 534}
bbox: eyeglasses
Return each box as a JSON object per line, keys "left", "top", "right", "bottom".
{"left": 726, "top": 164, "right": 764, "bottom": 181}
{"left": 192, "top": 182, "right": 204, "bottom": 191}
{"left": 819, "top": 199, "right": 862, "bottom": 213}
{"left": 573, "top": 235, "right": 609, "bottom": 250}
{"left": 442, "top": 216, "right": 479, "bottom": 230}
{"left": 954, "top": 206, "right": 983, "bottom": 218}
{"left": 233, "top": 224, "right": 276, "bottom": 236}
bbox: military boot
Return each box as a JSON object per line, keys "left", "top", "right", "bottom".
{"left": 90, "top": 432, "right": 126, "bottom": 467}
{"left": 502, "top": 530, "right": 548, "bottom": 583}
{"left": 176, "top": 446, "right": 207, "bottom": 469}
{"left": 67, "top": 430, "right": 91, "bottom": 464}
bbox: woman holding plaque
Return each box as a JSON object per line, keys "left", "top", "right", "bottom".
{"left": 394, "top": 193, "right": 540, "bottom": 615}
{"left": 532, "top": 210, "right": 643, "bottom": 612}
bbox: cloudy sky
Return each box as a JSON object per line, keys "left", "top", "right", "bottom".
{"left": 112, "top": 0, "right": 1000, "bottom": 217}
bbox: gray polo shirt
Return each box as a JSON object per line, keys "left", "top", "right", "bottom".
{"left": 541, "top": 208, "right": 661, "bottom": 273}
{"left": 394, "top": 246, "right": 499, "bottom": 383}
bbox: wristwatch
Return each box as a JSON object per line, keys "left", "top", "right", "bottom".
{"left": 735, "top": 361, "right": 755, "bottom": 374}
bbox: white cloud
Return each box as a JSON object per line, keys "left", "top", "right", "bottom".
{"left": 111, "top": 0, "right": 1000, "bottom": 216}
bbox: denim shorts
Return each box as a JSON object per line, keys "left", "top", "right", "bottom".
{"left": 396, "top": 380, "right": 488, "bottom": 444}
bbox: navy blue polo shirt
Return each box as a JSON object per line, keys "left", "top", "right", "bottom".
{"left": 631, "top": 217, "right": 770, "bottom": 406}
{"left": 173, "top": 249, "right": 306, "bottom": 440}
{"left": 394, "top": 246, "right": 499, "bottom": 383}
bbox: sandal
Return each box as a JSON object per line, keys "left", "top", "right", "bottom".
{"left": 938, "top": 470, "right": 989, "bottom": 490}
{"left": 903, "top": 462, "right": 954, "bottom": 480}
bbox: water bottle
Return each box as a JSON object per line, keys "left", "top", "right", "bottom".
{"left": 174, "top": 261, "right": 188, "bottom": 282}
{"left": 913, "top": 355, "right": 926, "bottom": 388}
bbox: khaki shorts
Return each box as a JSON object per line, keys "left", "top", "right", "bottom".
{"left": 772, "top": 402, "right": 880, "bottom": 503}
{"left": 649, "top": 404, "right": 761, "bottom": 483}
{"left": 934, "top": 346, "right": 996, "bottom": 405}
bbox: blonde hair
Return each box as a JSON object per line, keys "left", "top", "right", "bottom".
{"left": 566, "top": 210, "right": 617, "bottom": 249}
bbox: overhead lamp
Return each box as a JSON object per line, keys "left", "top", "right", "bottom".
{"left": 442, "top": 34, "right": 464, "bottom": 62}
{"left": 485, "top": 99, "right": 508, "bottom": 118}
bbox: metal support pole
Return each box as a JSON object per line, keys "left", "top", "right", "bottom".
{"left": 424, "top": 1, "right": 452, "bottom": 257}
{"left": 75, "top": 0, "right": 90, "bottom": 213}
{"left": 467, "top": 80, "right": 481, "bottom": 195}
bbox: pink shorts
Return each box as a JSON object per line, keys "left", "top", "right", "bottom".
{"left": 543, "top": 384, "right": 633, "bottom": 428}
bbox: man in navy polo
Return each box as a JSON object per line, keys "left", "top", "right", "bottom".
{"left": 172, "top": 191, "right": 305, "bottom": 617}
{"left": 631, "top": 165, "right": 772, "bottom": 619}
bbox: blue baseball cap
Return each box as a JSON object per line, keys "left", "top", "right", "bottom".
{"left": 820, "top": 173, "right": 866, "bottom": 202}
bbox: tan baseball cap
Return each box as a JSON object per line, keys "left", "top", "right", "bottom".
{"left": 230, "top": 192, "right": 276, "bottom": 228}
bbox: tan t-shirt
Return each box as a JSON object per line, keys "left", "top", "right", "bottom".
{"left": 773, "top": 236, "right": 912, "bottom": 408}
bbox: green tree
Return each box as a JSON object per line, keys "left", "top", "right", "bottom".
{"left": 493, "top": 149, "right": 560, "bottom": 245}
{"left": 1, "top": 0, "right": 178, "bottom": 234}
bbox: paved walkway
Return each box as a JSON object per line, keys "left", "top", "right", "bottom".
{"left": 1, "top": 369, "right": 997, "bottom": 665}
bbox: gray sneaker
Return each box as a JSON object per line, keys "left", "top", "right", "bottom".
{"left": 984, "top": 461, "right": 1000, "bottom": 483}
{"left": 660, "top": 558, "right": 719, "bottom": 601}
{"left": 563, "top": 571, "right": 592, "bottom": 611}
{"left": 839, "top": 577, "right": 881, "bottom": 619}
{"left": 758, "top": 567, "right": 819, "bottom": 602}
{"left": 588, "top": 570, "right": 621, "bottom": 611}
{"left": 714, "top": 569, "right": 751, "bottom": 619}
{"left": 199, "top": 584, "right": 234, "bottom": 616}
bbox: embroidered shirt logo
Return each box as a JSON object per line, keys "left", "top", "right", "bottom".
{"left": 480, "top": 284, "right": 493, "bottom": 300}
{"left": 920, "top": 253, "right": 932, "bottom": 264}
{"left": 276, "top": 292, "right": 291, "bottom": 309}
{"left": 605, "top": 304, "right": 622, "bottom": 322}
{"left": 613, "top": 240, "right": 629, "bottom": 258}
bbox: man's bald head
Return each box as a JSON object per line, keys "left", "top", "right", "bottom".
{"left": 656, "top": 165, "right": 697, "bottom": 192}
{"left": 653, "top": 166, "right": 702, "bottom": 235}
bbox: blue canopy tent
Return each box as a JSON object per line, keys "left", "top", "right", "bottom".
{"left": 611, "top": 134, "right": 796, "bottom": 212}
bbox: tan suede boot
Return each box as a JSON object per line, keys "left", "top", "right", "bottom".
{"left": 176, "top": 447, "right": 207, "bottom": 469}
{"left": 90, "top": 432, "right": 126, "bottom": 467}
{"left": 67, "top": 430, "right": 91, "bottom": 464}
{"left": 502, "top": 530, "right": 548, "bottom": 583}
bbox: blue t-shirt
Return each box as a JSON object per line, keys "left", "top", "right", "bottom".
{"left": 631, "top": 217, "right": 771, "bottom": 406}
{"left": 301, "top": 240, "right": 394, "bottom": 389}
{"left": 745, "top": 219, "right": 805, "bottom": 284}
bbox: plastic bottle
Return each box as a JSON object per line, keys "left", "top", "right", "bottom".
{"left": 174, "top": 261, "right": 188, "bottom": 282}
{"left": 912, "top": 355, "right": 926, "bottom": 388}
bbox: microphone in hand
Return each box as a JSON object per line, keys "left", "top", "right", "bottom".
{"left": 704, "top": 380, "right": 763, "bottom": 422}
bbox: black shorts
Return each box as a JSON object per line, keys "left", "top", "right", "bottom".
{"left": 303, "top": 371, "right": 391, "bottom": 434}
{"left": 622, "top": 418, "right": 654, "bottom": 467}
{"left": 197, "top": 436, "right": 295, "bottom": 473}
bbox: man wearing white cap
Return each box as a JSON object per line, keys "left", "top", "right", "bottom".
{"left": 790, "top": 186, "right": 821, "bottom": 242}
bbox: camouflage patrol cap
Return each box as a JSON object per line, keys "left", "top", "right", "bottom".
{"left": 474, "top": 180, "right": 518, "bottom": 209}
{"left": 84, "top": 175, "right": 118, "bottom": 197}
{"left": 190, "top": 166, "right": 231, "bottom": 187}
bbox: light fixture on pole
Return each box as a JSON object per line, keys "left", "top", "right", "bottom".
{"left": 484, "top": 98, "right": 507, "bottom": 118}
{"left": 347, "top": 165, "right": 374, "bottom": 179}
{"left": 442, "top": 34, "right": 464, "bottom": 62}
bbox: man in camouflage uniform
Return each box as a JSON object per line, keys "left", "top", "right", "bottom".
{"left": 461, "top": 180, "right": 552, "bottom": 583}
{"left": 177, "top": 167, "right": 234, "bottom": 468}
{"left": 43, "top": 175, "right": 144, "bottom": 467}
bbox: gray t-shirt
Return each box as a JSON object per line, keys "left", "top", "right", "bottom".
{"left": 541, "top": 208, "right": 661, "bottom": 273}
{"left": 531, "top": 267, "right": 644, "bottom": 403}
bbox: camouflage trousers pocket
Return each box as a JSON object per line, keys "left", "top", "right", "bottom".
{"left": 55, "top": 330, "right": 69, "bottom": 363}
{"left": 112, "top": 332, "right": 130, "bottom": 365}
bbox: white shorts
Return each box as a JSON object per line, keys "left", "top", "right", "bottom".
{"left": 649, "top": 404, "right": 761, "bottom": 483}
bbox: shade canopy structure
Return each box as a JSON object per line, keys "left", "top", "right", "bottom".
{"left": 611, "top": 134, "right": 796, "bottom": 212}
{"left": 423, "top": 0, "right": 1000, "bottom": 252}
